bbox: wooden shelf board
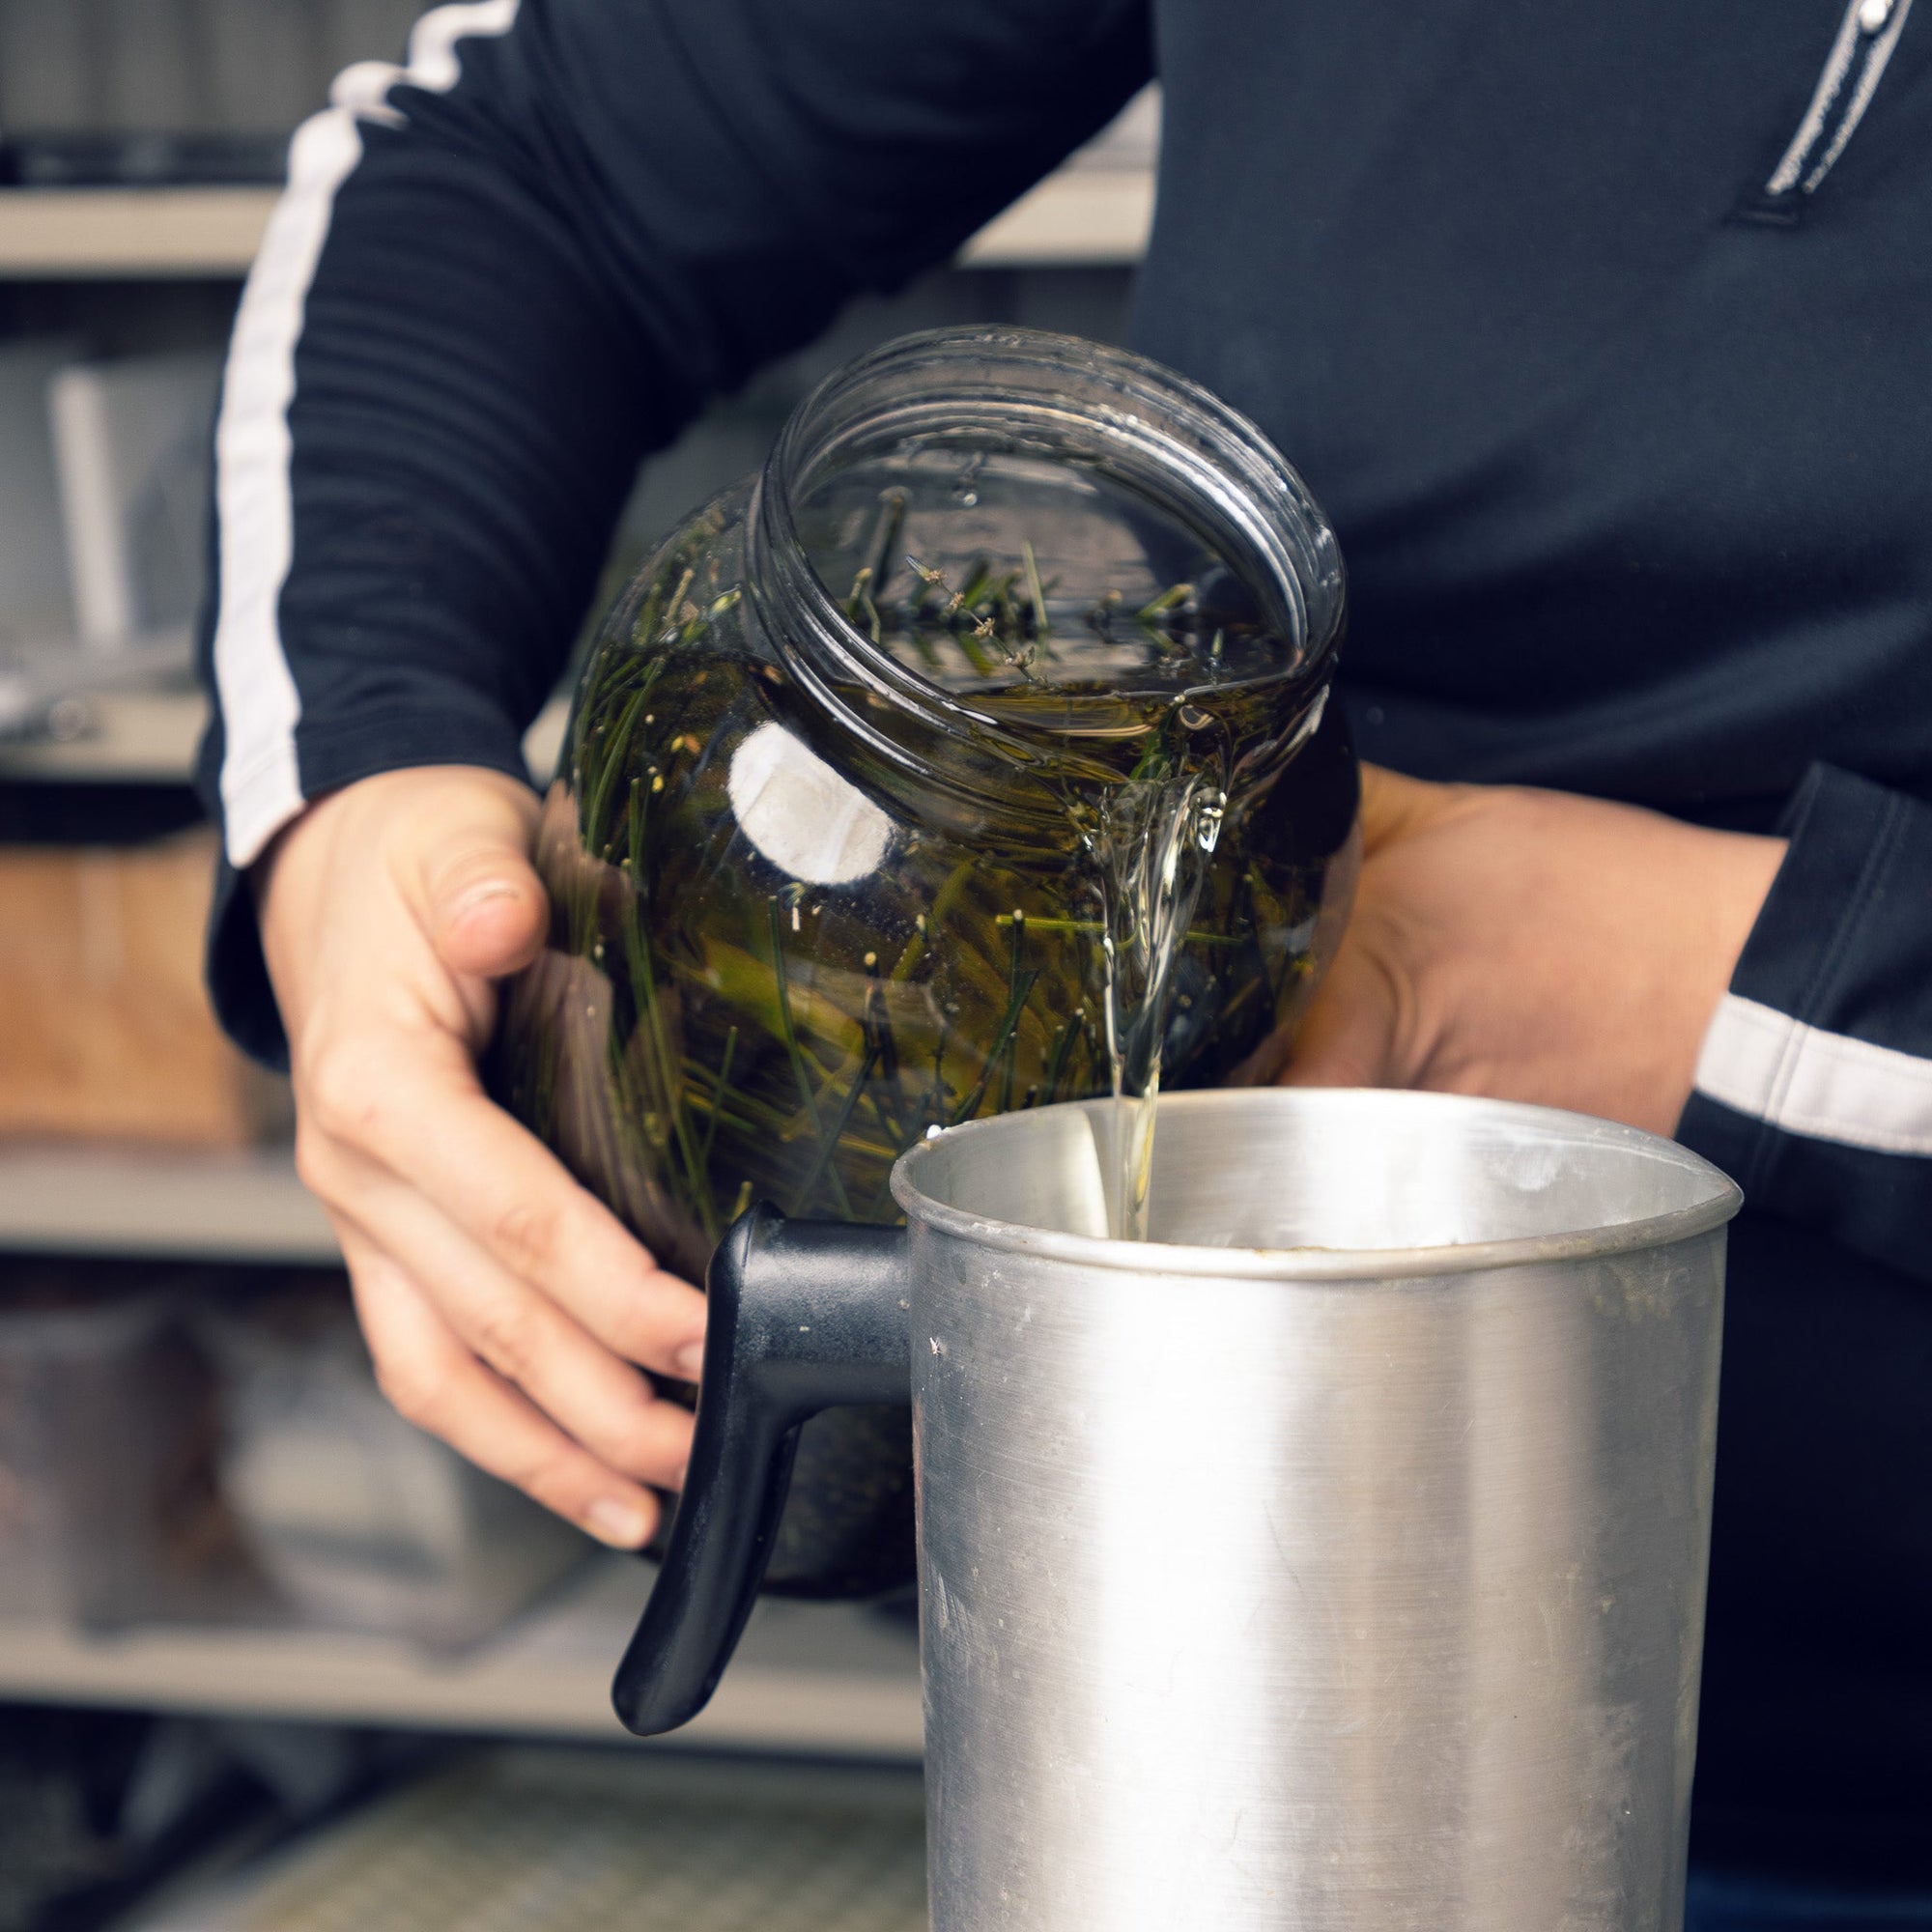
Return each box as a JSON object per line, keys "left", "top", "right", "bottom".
{"left": 0, "top": 1554, "right": 924, "bottom": 1755}
{"left": 0, "top": 186, "right": 279, "bottom": 277}
{"left": 0, "top": 169, "right": 1151, "bottom": 279}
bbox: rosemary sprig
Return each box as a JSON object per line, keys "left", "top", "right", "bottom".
{"left": 998, "top": 910, "right": 1027, "bottom": 1112}
{"left": 696, "top": 1025, "right": 738, "bottom": 1177}
{"left": 868, "top": 491, "right": 906, "bottom": 604}
{"left": 621, "top": 875, "right": 714, "bottom": 1238}
{"left": 1136, "top": 581, "right": 1194, "bottom": 622}
{"left": 995, "top": 912, "right": 1242, "bottom": 949}
{"left": 1039, "top": 1005, "right": 1086, "bottom": 1105}
{"left": 793, "top": 1037, "right": 879, "bottom": 1214}
{"left": 584, "top": 667, "right": 661, "bottom": 855}
{"left": 948, "top": 956, "right": 1040, "bottom": 1127}
{"left": 1022, "top": 539, "right": 1051, "bottom": 640}
{"left": 768, "top": 898, "right": 856, "bottom": 1219}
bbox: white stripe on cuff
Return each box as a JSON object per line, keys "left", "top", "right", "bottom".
{"left": 1692, "top": 992, "right": 1932, "bottom": 1158}
{"left": 211, "top": 0, "right": 521, "bottom": 869}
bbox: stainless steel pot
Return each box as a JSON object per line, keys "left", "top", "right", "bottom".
{"left": 615, "top": 1088, "right": 1742, "bottom": 1931}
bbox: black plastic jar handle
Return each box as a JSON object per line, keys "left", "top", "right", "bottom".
{"left": 611, "top": 1205, "right": 913, "bottom": 1736}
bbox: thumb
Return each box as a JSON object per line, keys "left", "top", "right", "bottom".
{"left": 416, "top": 800, "right": 549, "bottom": 983}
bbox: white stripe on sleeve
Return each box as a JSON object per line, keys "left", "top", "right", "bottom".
{"left": 1692, "top": 992, "right": 1932, "bottom": 1158}
{"left": 212, "top": 0, "right": 521, "bottom": 868}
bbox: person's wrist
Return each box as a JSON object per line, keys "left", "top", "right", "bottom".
{"left": 248, "top": 795, "right": 326, "bottom": 924}
{"left": 1691, "top": 820, "right": 1786, "bottom": 975}
{"left": 1664, "top": 817, "right": 1786, "bottom": 1120}
{"left": 249, "top": 764, "right": 535, "bottom": 935}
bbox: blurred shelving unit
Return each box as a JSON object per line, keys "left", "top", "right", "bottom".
{"left": 0, "top": 1553, "right": 923, "bottom": 1756}
{"left": 0, "top": 165, "right": 1153, "bottom": 279}
{"left": 0, "top": 687, "right": 207, "bottom": 781}
{"left": 0, "top": 1139, "right": 334, "bottom": 1262}
{"left": 0, "top": 686, "right": 568, "bottom": 787}
{"left": 0, "top": 77, "right": 1156, "bottom": 1799}
{"left": 0, "top": 696, "right": 923, "bottom": 1770}
{"left": 0, "top": 1108, "right": 927, "bottom": 1759}
{"left": 0, "top": 686, "right": 554, "bottom": 1268}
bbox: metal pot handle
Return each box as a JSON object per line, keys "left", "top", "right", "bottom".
{"left": 611, "top": 1204, "right": 912, "bottom": 1736}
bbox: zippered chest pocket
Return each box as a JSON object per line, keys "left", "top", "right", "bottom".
{"left": 1739, "top": 0, "right": 1916, "bottom": 221}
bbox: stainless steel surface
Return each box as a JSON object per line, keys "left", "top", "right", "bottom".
{"left": 894, "top": 1089, "right": 1738, "bottom": 1931}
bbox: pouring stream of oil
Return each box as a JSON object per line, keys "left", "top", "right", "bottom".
{"left": 1089, "top": 772, "right": 1225, "bottom": 1239}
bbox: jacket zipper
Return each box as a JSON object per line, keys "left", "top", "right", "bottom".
{"left": 1754, "top": 0, "right": 1915, "bottom": 213}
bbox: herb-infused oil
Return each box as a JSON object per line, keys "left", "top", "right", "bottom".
{"left": 491, "top": 327, "right": 1357, "bottom": 1592}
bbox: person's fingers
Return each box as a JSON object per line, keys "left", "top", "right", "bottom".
{"left": 302, "top": 1042, "right": 708, "bottom": 1379}
{"left": 1273, "top": 938, "right": 1405, "bottom": 1090}
{"left": 419, "top": 828, "right": 551, "bottom": 982}
{"left": 1265, "top": 766, "right": 1448, "bottom": 1088}
{"left": 312, "top": 1142, "right": 696, "bottom": 1489}
{"left": 339, "top": 1228, "right": 666, "bottom": 1548}
{"left": 258, "top": 766, "right": 703, "bottom": 1545}
{"left": 259, "top": 767, "right": 546, "bottom": 1046}
{"left": 1354, "top": 762, "right": 1454, "bottom": 854}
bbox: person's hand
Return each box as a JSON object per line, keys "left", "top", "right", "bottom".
{"left": 1253, "top": 764, "right": 1788, "bottom": 1136}
{"left": 254, "top": 764, "right": 706, "bottom": 1548}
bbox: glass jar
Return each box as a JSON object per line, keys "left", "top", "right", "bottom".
{"left": 492, "top": 327, "right": 1358, "bottom": 1593}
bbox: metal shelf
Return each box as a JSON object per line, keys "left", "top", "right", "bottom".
{"left": 0, "top": 686, "right": 560, "bottom": 1264}
{"left": 0, "top": 167, "right": 1151, "bottom": 279}
{"left": 0, "top": 689, "right": 208, "bottom": 783}
{"left": 0, "top": 688, "right": 569, "bottom": 788}
{"left": 0, "top": 1553, "right": 924, "bottom": 1755}
{"left": 0, "top": 1142, "right": 337, "bottom": 1264}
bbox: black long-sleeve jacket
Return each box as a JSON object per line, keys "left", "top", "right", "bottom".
{"left": 196, "top": 0, "right": 1932, "bottom": 1861}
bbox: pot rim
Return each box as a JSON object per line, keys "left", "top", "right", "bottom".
{"left": 891, "top": 1087, "right": 1744, "bottom": 1280}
